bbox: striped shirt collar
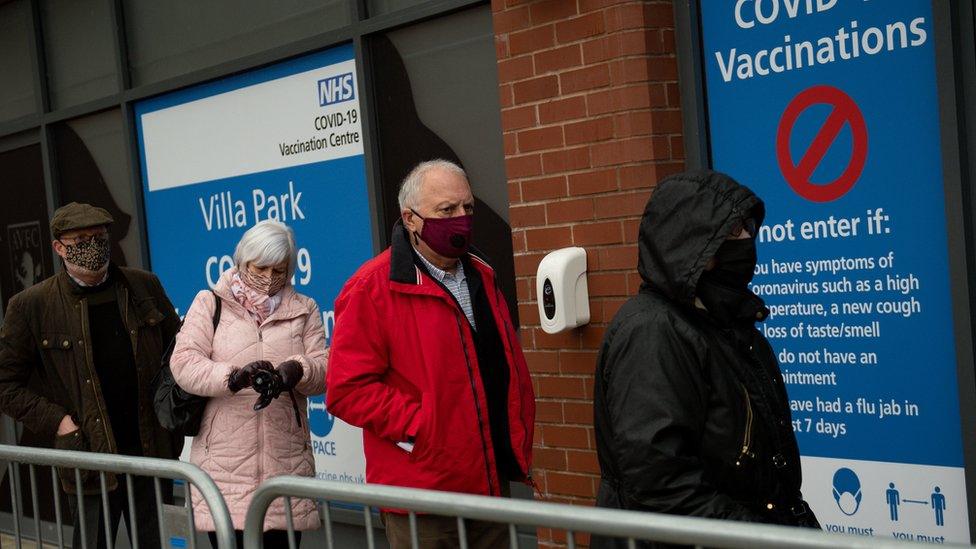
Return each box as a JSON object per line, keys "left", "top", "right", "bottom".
{"left": 412, "top": 246, "right": 465, "bottom": 282}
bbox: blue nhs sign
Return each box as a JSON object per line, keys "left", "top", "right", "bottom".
{"left": 318, "top": 73, "right": 355, "bottom": 106}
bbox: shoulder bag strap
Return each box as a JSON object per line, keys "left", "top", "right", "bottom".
{"left": 210, "top": 290, "right": 222, "bottom": 331}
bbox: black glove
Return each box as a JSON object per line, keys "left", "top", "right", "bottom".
{"left": 227, "top": 360, "right": 273, "bottom": 393}
{"left": 251, "top": 368, "right": 282, "bottom": 410}
{"left": 251, "top": 360, "right": 305, "bottom": 427}
{"left": 276, "top": 360, "right": 303, "bottom": 390}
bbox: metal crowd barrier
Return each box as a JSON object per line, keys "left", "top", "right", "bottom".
{"left": 0, "top": 444, "right": 235, "bottom": 549}
{"left": 244, "top": 476, "right": 973, "bottom": 549}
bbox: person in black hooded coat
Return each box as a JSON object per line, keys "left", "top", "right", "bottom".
{"left": 592, "top": 170, "right": 819, "bottom": 548}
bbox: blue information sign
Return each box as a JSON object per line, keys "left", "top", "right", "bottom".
{"left": 701, "top": 1, "right": 968, "bottom": 541}
{"left": 136, "top": 43, "right": 371, "bottom": 484}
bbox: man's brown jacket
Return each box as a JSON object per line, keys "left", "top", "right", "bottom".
{"left": 0, "top": 265, "right": 181, "bottom": 494}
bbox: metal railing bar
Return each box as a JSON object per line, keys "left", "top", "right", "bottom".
{"left": 126, "top": 474, "right": 139, "bottom": 549}
{"left": 409, "top": 510, "right": 419, "bottom": 549}
{"left": 14, "top": 460, "right": 24, "bottom": 548}
{"left": 75, "top": 468, "right": 87, "bottom": 549}
{"left": 508, "top": 523, "right": 518, "bottom": 549}
{"left": 363, "top": 505, "right": 375, "bottom": 549}
{"left": 50, "top": 467, "right": 64, "bottom": 549}
{"left": 284, "top": 496, "right": 297, "bottom": 549}
{"left": 185, "top": 482, "right": 196, "bottom": 549}
{"left": 0, "top": 445, "right": 235, "bottom": 549}
{"left": 9, "top": 462, "right": 21, "bottom": 549}
{"left": 153, "top": 477, "right": 164, "bottom": 549}
{"left": 244, "top": 476, "right": 971, "bottom": 549}
{"left": 457, "top": 516, "right": 468, "bottom": 549}
{"left": 100, "top": 471, "right": 113, "bottom": 549}
{"left": 321, "top": 500, "right": 334, "bottom": 549}
{"left": 28, "top": 464, "right": 40, "bottom": 547}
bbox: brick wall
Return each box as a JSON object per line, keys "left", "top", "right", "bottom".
{"left": 491, "top": 0, "right": 685, "bottom": 545}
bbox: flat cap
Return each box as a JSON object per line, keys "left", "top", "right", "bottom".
{"left": 50, "top": 202, "right": 114, "bottom": 238}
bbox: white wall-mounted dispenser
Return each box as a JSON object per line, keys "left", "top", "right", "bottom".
{"left": 536, "top": 247, "right": 590, "bottom": 334}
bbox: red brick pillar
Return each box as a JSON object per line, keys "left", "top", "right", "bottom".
{"left": 492, "top": 0, "right": 685, "bottom": 545}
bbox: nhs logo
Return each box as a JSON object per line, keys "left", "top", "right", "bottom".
{"left": 318, "top": 73, "right": 355, "bottom": 106}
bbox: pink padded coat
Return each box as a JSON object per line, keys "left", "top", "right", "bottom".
{"left": 170, "top": 268, "right": 327, "bottom": 532}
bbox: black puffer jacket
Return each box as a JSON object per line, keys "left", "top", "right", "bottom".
{"left": 592, "top": 171, "right": 818, "bottom": 547}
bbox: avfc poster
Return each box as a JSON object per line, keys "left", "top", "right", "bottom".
{"left": 136, "top": 43, "right": 370, "bottom": 483}
{"left": 7, "top": 222, "right": 45, "bottom": 294}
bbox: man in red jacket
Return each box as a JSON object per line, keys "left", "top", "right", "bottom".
{"left": 327, "top": 159, "right": 535, "bottom": 548}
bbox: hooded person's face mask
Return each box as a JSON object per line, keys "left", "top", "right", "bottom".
{"left": 708, "top": 238, "right": 757, "bottom": 287}
{"left": 696, "top": 226, "right": 768, "bottom": 326}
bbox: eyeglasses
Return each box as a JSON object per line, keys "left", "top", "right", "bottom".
{"left": 58, "top": 232, "right": 108, "bottom": 245}
{"left": 730, "top": 217, "right": 757, "bottom": 238}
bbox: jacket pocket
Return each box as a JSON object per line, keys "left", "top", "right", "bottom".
{"left": 39, "top": 332, "right": 75, "bottom": 367}
{"left": 53, "top": 430, "right": 93, "bottom": 487}
{"left": 39, "top": 332, "right": 74, "bottom": 352}
{"left": 54, "top": 429, "right": 85, "bottom": 451}
{"left": 137, "top": 305, "right": 166, "bottom": 354}
{"left": 408, "top": 393, "right": 433, "bottom": 462}
{"left": 134, "top": 297, "right": 163, "bottom": 327}
{"left": 38, "top": 333, "right": 78, "bottom": 398}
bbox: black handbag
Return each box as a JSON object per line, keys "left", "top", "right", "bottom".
{"left": 151, "top": 290, "right": 221, "bottom": 436}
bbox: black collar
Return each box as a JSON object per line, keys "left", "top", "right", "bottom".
{"left": 390, "top": 219, "right": 420, "bottom": 284}
{"left": 389, "top": 219, "right": 493, "bottom": 285}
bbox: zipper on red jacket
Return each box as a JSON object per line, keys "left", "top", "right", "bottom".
{"left": 453, "top": 312, "right": 496, "bottom": 496}
{"left": 493, "top": 286, "right": 533, "bottom": 481}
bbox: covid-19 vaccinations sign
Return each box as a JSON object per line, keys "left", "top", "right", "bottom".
{"left": 701, "top": 1, "right": 968, "bottom": 543}
{"left": 136, "top": 43, "right": 371, "bottom": 485}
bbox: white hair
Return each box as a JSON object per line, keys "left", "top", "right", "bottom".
{"left": 233, "top": 220, "right": 298, "bottom": 280}
{"left": 397, "top": 159, "right": 468, "bottom": 211}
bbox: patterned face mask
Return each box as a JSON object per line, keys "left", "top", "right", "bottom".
{"left": 60, "top": 236, "right": 110, "bottom": 272}
{"left": 239, "top": 265, "right": 287, "bottom": 296}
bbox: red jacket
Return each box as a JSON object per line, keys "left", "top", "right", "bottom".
{"left": 326, "top": 224, "right": 535, "bottom": 498}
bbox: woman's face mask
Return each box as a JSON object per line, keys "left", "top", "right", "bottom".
{"left": 60, "top": 235, "right": 110, "bottom": 272}
{"left": 240, "top": 263, "right": 288, "bottom": 296}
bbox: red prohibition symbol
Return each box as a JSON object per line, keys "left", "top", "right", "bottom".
{"left": 776, "top": 85, "right": 868, "bottom": 203}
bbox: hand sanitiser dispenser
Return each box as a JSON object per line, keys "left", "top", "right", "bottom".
{"left": 536, "top": 247, "right": 590, "bottom": 334}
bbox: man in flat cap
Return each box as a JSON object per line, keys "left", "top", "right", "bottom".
{"left": 0, "top": 202, "right": 182, "bottom": 549}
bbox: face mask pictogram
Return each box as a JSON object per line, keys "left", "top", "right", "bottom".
{"left": 832, "top": 467, "right": 863, "bottom": 516}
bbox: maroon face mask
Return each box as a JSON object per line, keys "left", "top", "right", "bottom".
{"left": 410, "top": 209, "right": 473, "bottom": 258}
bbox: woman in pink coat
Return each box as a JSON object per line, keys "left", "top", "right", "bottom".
{"left": 170, "top": 220, "right": 327, "bottom": 547}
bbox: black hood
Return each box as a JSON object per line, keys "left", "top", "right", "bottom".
{"left": 637, "top": 170, "right": 765, "bottom": 305}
